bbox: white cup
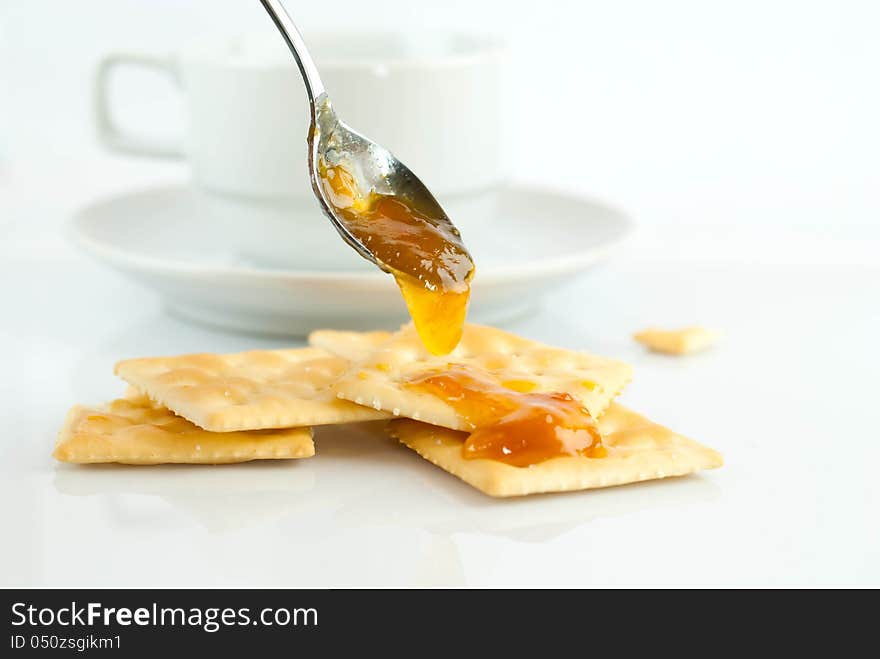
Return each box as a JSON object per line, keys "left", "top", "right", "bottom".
{"left": 95, "top": 32, "right": 506, "bottom": 270}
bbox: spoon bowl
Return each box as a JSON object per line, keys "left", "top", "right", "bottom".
{"left": 308, "top": 97, "right": 467, "bottom": 276}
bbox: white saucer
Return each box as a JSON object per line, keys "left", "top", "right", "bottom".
{"left": 70, "top": 184, "right": 632, "bottom": 335}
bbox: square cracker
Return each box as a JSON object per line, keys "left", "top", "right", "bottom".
{"left": 388, "top": 402, "right": 722, "bottom": 497}
{"left": 308, "top": 329, "right": 393, "bottom": 362}
{"left": 53, "top": 395, "right": 314, "bottom": 465}
{"left": 115, "top": 347, "right": 389, "bottom": 432}
{"left": 332, "top": 323, "right": 633, "bottom": 431}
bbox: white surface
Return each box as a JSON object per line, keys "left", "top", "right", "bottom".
{"left": 70, "top": 182, "right": 631, "bottom": 334}
{"left": 1, "top": 155, "right": 878, "bottom": 587}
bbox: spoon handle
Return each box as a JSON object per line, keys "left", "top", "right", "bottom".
{"left": 259, "top": 0, "right": 326, "bottom": 105}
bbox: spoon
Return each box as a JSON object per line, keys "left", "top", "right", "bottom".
{"left": 258, "top": 0, "right": 474, "bottom": 289}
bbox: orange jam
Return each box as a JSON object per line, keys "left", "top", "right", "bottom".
{"left": 318, "top": 162, "right": 474, "bottom": 355}
{"left": 406, "top": 365, "right": 606, "bottom": 467}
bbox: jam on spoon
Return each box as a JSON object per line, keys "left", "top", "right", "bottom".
{"left": 319, "top": 162, "right": 473, "bottom": 355}
{"left": 259, "top": 1, "right": 474, "bottom": 355}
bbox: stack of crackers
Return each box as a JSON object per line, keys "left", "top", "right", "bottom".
{"left": 54, "top": 323, "right": 722, "bottom": 497}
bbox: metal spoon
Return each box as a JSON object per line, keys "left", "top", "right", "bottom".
{"left": 258, "top": 0, "right": 473, "bottom": 284}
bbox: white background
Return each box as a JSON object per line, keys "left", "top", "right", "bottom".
{"left": 3, "top": 0, "right": 879, "bottom": 233}
{"left": 1, "top": 1, "right": 878, "bottom": 587}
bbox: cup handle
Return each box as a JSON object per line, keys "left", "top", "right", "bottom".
{"left": 94, "top": 52, "right": 184, "bottom": 158}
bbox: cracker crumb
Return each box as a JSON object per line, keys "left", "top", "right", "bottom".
{"left": 633, "top": 326, "right": 720, "bottom": 355}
